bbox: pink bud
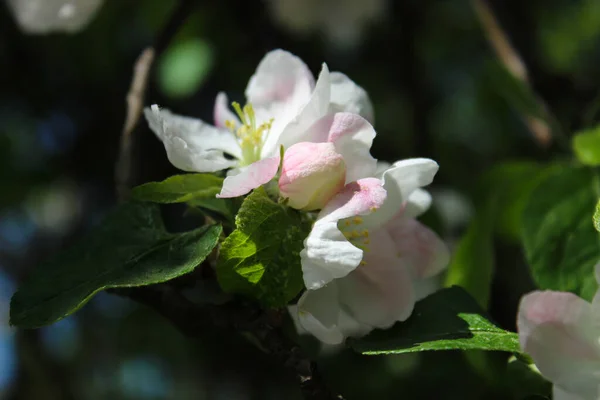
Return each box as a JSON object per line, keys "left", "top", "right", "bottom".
{"left": 279, "top": 142, "right": 346, "bottom": 211}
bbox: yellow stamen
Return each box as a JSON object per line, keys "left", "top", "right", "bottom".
{"left": 225, "top": 119, "right": 236, "bottom": 132}
{"left": 353, "top": 216, "right": 363, "bottom": 225}
{"left": 232, "top": 102, "right": 246, "bottom": 124}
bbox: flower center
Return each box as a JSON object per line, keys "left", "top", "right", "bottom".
{"left": 225, "top": 102, "right": 274, "bottom": 166}
{"left": 340, "top": 216, "right": 370, "bottom": 266}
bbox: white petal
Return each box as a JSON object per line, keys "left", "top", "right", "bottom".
{"left": 517, "top": 291, "right": 600, "bottom": 397}
{"left": 364, "top": 159, "right": 439, "bottom": 229}
{"left": 144, "top": 105, "right": 241, "bottom": 172}
{"left": 244, "top": 50, "right": 315, "bottom": 157}
{"left": 337, "top": 229, "right": 416, "bottom": 328}
{"left": 374, "top": 161, "right": 391, "bottom": 179}
{"left": 213, "top": 92, "right": 240, "bottom": 129}
{"left": 272, "top": 63, "right": 331, "bottom": 153}
{"left": 217, "top": 156, "right": 280, "bottom": 198}
{"left": 8, "top": 0, "right": 103, "bottom": 34}
{"left": 296, "top": 285, "right": 373, "bottom": 345}
{"left": 301, "top": 178, "right": 387, "bottom": 289}
{"left": 297, "top": 286, "right": 345, "bottom": 345}
{"left": 413, "top": 275, "right": 442, "bottom": 302}
{"left": 329, "top": 71, "right": 374, "bottom": 123}
{"left": 404, "top": 189, "right": 432, "bottom": 218}
{"left": 245, "top": 49, "right": 314, "bottom": 107}
{"left": 302, "top": 112, "right": 377, "bottom": 182}
{"left": 384, "top": 218, "right": 450, "bottom": 279}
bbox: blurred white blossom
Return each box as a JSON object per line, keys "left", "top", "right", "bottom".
{"left": 7, "top": 0, "right": 103, "bottom": 34}
{"left": 266, "top": 0, "right": 388, "bottom": 49}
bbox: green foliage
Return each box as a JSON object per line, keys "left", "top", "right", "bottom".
{"left": 594, "top": 199, "right": 600, "bottom": 233}
{"left": 445, "top": 162, "right": 554, "bottom": 307}
{"left": 506, "top": 357, "right": 552, "bottom": 400}
{"left": 539, "top": 0, "right": 600, "bottom": 73}
{"left": 481, "top": 162, "right": 556, "bottom": 241}
{"left": 444, "top": 207, "right": 494, "bottom": 308}
{"left": 573, "top": 125, "right": 600, "bottom": 166}
{"left": 10, "top": 202, "right": 221, "bottom": 328}
{"left": 487, "top": 61, "right": 545, "bottom": 122}
{"left": 216, "top": 188, "right": 311, "bottom": 308}
{"left": 522, "top": 166, "right": 600, "bottom": 301}
{"left": 351, "top": 287, "right": 520, "bottom": 355}
{"left": 132, "top": 174, "right": 238, "bottom": 220}
{"left": 157, "top": 38, "right": 214, "bottom": 98}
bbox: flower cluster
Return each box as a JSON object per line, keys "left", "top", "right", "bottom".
{"left": 145, "top": 49, "right": 450, "bottom": 344}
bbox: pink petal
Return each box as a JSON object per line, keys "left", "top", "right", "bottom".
{"left": 318, "top": 177, "right": 386, "bottom": 223}
{"left": 216, "top": 156, "right": 280, "bottom": 198}
{"left": 517, "top": 291, "right": 600, "bottom": 396}
{"left": 338, "top": 229, "right": 416, "bottom": 328}
{"left": 300, "top": 178, "right": 387, "bottom": 289}
{"left": 384, "top": 217, "right": 450, "bottom": 279}
{"left": 213, "top": 92, "right": 239, "bottom": 129}
{"left": 301, "top": 112, "right": 377, "bottom": 182}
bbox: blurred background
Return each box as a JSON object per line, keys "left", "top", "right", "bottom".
{"left": 1, "top": 0, "right": 599, "bottom": 398}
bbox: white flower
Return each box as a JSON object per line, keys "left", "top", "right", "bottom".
{"left": 7, "top": 0, "right": 103, "bottom": 34}
{"left": 517, "top": 265, "right": 600, "bottom": 400}
{"left": 265, "top": 0, "right": 388, "bottom": 49}
{"left": 144, "top": 49, "right": 374, "bottom": 198}
{"left": 295, "top": 159, "right": 450, "bottom": 344}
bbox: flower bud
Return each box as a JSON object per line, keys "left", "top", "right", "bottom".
{"left": 279, "top": 142, "right": 346, "bottom": 211}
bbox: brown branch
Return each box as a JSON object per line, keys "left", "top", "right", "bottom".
{"left": 115, "top": 47, "right": 155, "bottom": 201}
{"left": 114, "top": 0, "right": 196, "bottom": 201}
{"left": 472, "top": 0, "right": 553, "bottom": 148}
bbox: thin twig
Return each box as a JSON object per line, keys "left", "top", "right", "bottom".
{"left": 115, "top": 47, "right": 154, "bottom": 201}
{"left": 114, "top": 0, "right": 196, "bottom": 201}
{"left": 472, "top": 0, "right": 555, "bottom": 148}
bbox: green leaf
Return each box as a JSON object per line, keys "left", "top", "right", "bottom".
{"left": 132, "top": 174, "right": 238, "bottom": 220}
{"left": 573, "top": 126, "right": 600, "bottom": 166}
{"left": 594, "top": 199, "right": 600, "bottom": 232}
{"left": 351, "top": 287, "right": 520, "bottom": 355}
{"left": 480, "top": 162, "right": 557, "bottom": 241}
{"left": 157, "top": 38, "right": 214, "bottom": 99}
{"left": 522, "top": 166, "right": 600, "bottom": 300}
{"left": 132, "top": 174, "right": 224, "bottom": 203}
{"left": 444, "top": 207, "right": 495, "bottom": 308}
{"left": 216, "top": 188, "right": 311, "bottom": 307}
{"left": 445, "top": 162, "right": 555, "bottom": 308}
{"left": 10, "top": 202, "right": 221, "bottom": 328}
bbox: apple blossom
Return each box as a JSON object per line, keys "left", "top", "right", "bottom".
{"left": 7, "top": 0, "right": 103, "bottom": 34}
{"left": 265, "top": 0, "right": 388, "bottom": 50}
{"left": 144, "top": 49, "right": 374, "bottom": 199}
{"left": 279, "top": 142, "right": 346, "bottom": 211}
{"left": 295, "top": 159, "right": 450, "bottom": 344}
{"left": 517, "top": 265, "right": 600, "bottom": 400}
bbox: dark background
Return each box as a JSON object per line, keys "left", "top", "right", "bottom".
{"left": 1, "top": 0, "right": 598, "bottom": 398}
